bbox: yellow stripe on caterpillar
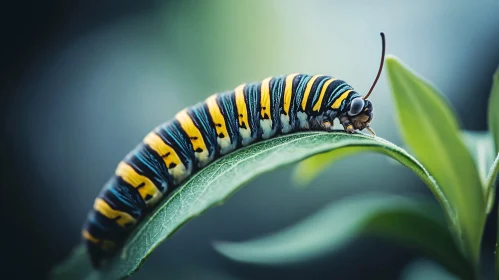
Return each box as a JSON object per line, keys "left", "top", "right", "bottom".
{"left": 205, "top": 94, "right": 234, "bottom": 154}
{"left": 175, "top": 109, "right": 212, "bottom": 167}
{"left": 82, "top": 230, "right": 100, "bottom": 244}
{"left": 283, "top": 73, "right": 299, "bottom": 115}
{"left": 93, "top": 198, "right": 136, "bottom": 228}
{"left": 301, "top": 75, "right": 322, "bottom": 111}
{"left": 116, "top": 161, "right": 162, "bottom": 205}
{"left": 312, "top": 78, "right": 335, "bottom": 112}
{"left": 143, "top": 132, "right": 188, "bottom": 183}
{"left": 332, "top": 90, "right": 353, "bottom": 109}
{"left": 260, "top": 77, "right": 272, "bottom": 119}
{"left": 82, "top": 230, "right": 116, "bottom": 251}
{"left": 234, "top": 84, "right": 253, "bottom": 146}
{"left": 260, "top": 77, "right": 273, "bottom": 139}
{"left": 234, "top": 84, "right": 249, "bottom": 128}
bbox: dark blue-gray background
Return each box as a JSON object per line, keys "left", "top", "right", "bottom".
{"left": 1, "top": 1, "right": 499, "bottom": 279}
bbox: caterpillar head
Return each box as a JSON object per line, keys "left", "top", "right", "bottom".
{"left": 342, "top": 32, "right": 385, "bottom": 136}
{"left": 346, "top": 98, "right": 374, "bottom": 134}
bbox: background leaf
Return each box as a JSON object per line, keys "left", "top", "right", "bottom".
{"left": 490, "top": 156, "right": 499, "bottom": 280}
{"left": 401, "top": 259, "right": 459, "bottom": 280}
{"left": 50, "top": 247, "right": 242, "bottom": 280}
{"left": 462, "top": 131, "right": 495, "bottom": 185}
{"left": 214, "top": 193, "right": 472, "bottom": 279}
{"left": 489, "top": 66, "right": 499, "bottom": 154}
{"left": 385, "top": 56, "right": 484, "bottom": 264}
{"left": 462, "top": 131, "right": 496, "bottom": 213}
{"left": 292, "top": 146, "right": 364, "bottom": 187}
{"left": 487, "top": 67, "right": 499, "bottom": 280}
{"left": 488, "top": 155, "right": 499, "bottom": 204}
{"left": 51, "top": 246, "right": 97, "bottom": 280}
{"left": 52, "top": 132, "right": 450, "bottom": 280}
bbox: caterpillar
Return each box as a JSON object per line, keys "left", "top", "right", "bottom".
{"left": 82, "top": 33, "right": 386, "bottom": 268}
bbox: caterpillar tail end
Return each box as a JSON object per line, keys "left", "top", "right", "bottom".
{"left": 82, "top": 228, "right": 118, "bottom": 269}
{"left": 82, "top": 213, "right": 121, "bottom": 269}
{"left": 84, "top": 240, "right": 111, "bottom": 269}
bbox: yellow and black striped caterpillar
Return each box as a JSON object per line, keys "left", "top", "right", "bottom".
{"left": 82, "top": 33, "right": 386, "bottom": 268}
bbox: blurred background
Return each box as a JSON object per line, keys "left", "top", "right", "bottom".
{"left": 1, "top": 0, "right": 499, "bottom": 279}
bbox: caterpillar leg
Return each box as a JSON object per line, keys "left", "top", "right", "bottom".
{"left": 339, "top": 115, "right": 355, "bottom": 134}
{"left": 310, "top": 116, "right": 334, "bottom": 132}
{"left": 320, "top": 120, "right": 333, "bottom": 131}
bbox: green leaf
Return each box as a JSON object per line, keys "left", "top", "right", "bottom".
{"left": 294, "top": 131, "right": 494, "bottom": 189}
{"left": 488, "top": 155, "right": 499, "bottom": 204}
{"left": 386, "top": 56, "right": 485, "bottom": 264}
{"left": 489, "top": 66, "right": 499, "bottom": 154}
{"left": 52, "top": 132, "right": 450, "bottom": 280}
{"left": 462, "top": 131, "right": 495, "bottom": 185}
{"left": 486, "top": 67, "right": 499, "bottom": 280}
{"left": 133, "top": 263, "right": 243, "bottom": 280}
{"left": 462, "top": 130, "right": 496, "bottom": 213}
{"left": 490, "top": 156, "right": 499, "bottom": 279}
{"left": 401, "top": 259, "right": 459, "bottom": 280}
{"left": 292, "top": 146, "right": 363, "bottom": 187}
{"left": 50, "top": 246, "right": 98, "bottom": 280}
{"left": 50, "top": 246, "right": 242, "bottom": 280}
{"left": 214, "top": 193, "right": 473, "bottom": 279}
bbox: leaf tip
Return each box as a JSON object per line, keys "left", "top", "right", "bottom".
{"left": 385, "top": 54, "right": 402, "bottom": 66}
{"left": 212, "top": 241, "right": 241, "bottom": 261}
{"left": 384, "top": 55, "right": 405, "bottom": 76}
